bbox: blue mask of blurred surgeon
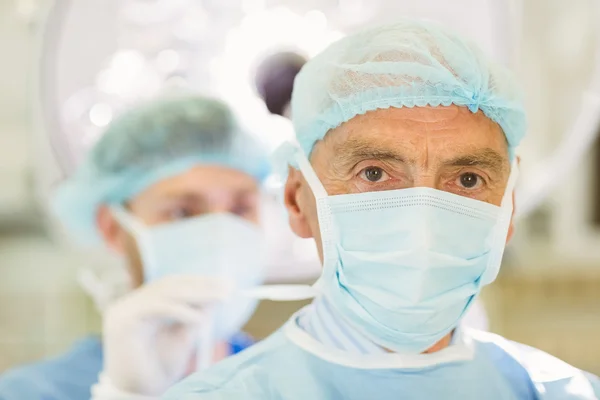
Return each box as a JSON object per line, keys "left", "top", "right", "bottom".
{"left": 110, "top": 208, "right": 266, "bottom": 341}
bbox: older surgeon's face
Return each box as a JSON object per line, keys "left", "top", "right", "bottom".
{"left": 284, "top": 106, "right": 514, "bottom": 261}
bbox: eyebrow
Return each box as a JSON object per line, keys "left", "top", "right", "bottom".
{"left": 159, "top": 186, "right": 258, "bottom": 202}
{"left": 442, "top": 148, "right": 508, "bottom": 174}
{"left": 157, "top": 193, "right": 206, "bottom": 204}
{"left": 333, "top": 138, "right": 410, "bottom": 168}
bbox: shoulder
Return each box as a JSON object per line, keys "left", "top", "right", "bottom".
{"left": 469, "top": 329, "right": 600, "bottom": 399}
{"left": 0, "top": 336, "right": 103, "bottom": 400}
{"left": 165, "top": 331, "right": 292, "bottom": 400}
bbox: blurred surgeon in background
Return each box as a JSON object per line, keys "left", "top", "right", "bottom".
{"left": 166, "top": 21, "right": 600, "bottom": 399}
{"left": 0, "top": 96, "right": 271, "bottom": 399}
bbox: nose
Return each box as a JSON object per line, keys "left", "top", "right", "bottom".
{"left": 207, "top": 202, "right": 232, "bottom": 214}
{"left": 204, "top": 190, "right": 236, "bottom": 214}
{"left": 412, "top": 173, "right": 437, "bottom": 189}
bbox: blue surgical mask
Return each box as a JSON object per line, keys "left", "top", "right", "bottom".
{"left": 110, "top": 209, "right": 266, "bottom": 341}
{"left": 293, "top": 146, "right": 518, "bottom": 354}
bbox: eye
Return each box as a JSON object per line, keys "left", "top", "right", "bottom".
{"left": 231, "top": 204, "right": 255, "bottom": 217}
{"left": 169, "top": 207, "right": 195, "bottom": 220}
{"left": 232, "top": 204, "right": 248, "bottom": 216}
{"left": 231, "top": 195, "right": 259, "bottom": 217}
{"left": 359, "top": 166, "right": 389, "bottom": 183}
{"left": 457, "top": 172, "right": 483, "bottom": 189}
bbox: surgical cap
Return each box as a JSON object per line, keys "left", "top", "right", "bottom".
{"left": 53, "top": 96, "right": 271, "bottom": 242}
{"left": 291, "top": 20, "right": 527, "bottom": 159}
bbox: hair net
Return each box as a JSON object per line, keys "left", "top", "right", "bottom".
{"left": 53, "top": 95, "right": 271, "bottom": 243}
{"left": 291, "top": 19, "right": 527, "bottom": 159}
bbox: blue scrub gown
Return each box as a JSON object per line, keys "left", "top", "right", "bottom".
{"left": 0, "top": 334, "right": 253, "bottom": 400}
{"left": 164, "top": 314, "right": 600, "bottom": 400}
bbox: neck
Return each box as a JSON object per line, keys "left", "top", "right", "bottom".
{"left": 383, "top": 333, "right": 452, "bottom": 353}
{"left": 376, "top": 332, "right": 454, "bottom": 354}
{"left": 424, "top": 334, "right": 452, "bottom": 353}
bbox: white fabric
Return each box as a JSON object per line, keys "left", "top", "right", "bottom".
{"left": 91, "top": 373, "right": 158, "bottom": 400}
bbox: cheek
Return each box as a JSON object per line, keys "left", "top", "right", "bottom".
{"left": 298, "top": 182, "right": 318, "bottom": 220}
{"left": 486, "top": 176, "right": 511, "bottom": 206}
{"left": 295, "top": 180, "right": 321, "bottom": 235}
{"left": 488, "top": 191, "right": 506, "bottom": 207}
{"left": 320, "top": 167, "right": 356, "bottom": 195}
{"left": 298, "top": 184, "right": 324, "bottom": 261}
{"left": 246, "top": 208, "right": 261, "bottom": 225}
{"left": 128, "top": 201, "right": 163, "bottom": 225}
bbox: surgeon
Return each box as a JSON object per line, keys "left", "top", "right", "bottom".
{"left": 165, "top": 20, "right": 600, "bottom": 399}
{"left": 0, "top": 95, "right": 271, "bottom": 399}
{"left": 254, "top": 47, "right": 492, "bottom": 331}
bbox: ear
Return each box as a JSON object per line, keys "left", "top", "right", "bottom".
{"left": 284, "top": 167, "right": 313, "bottom": 239}
{"left": 96, "top": 205, "right": 128, "bottom": 254}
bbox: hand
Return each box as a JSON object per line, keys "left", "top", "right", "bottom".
{"left": 92, "top": 275, "right": 233, "bottom": 398}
